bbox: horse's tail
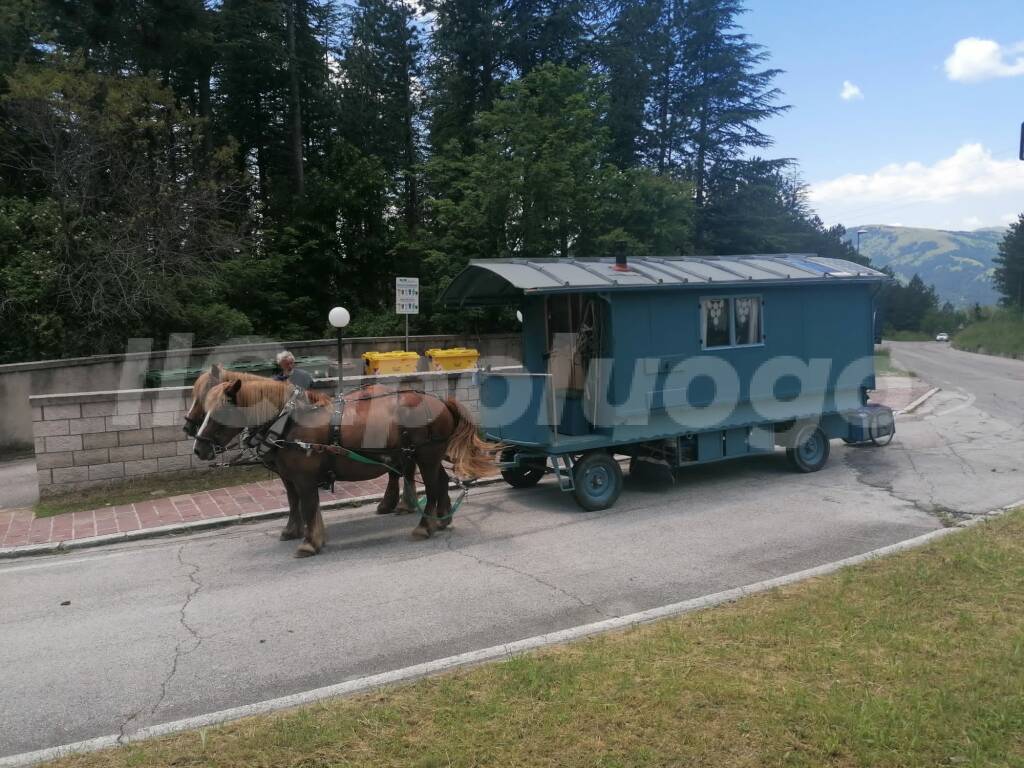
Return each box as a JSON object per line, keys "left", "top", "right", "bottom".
{"left": 443, "top": 398, "right": 502, "bottom": 479}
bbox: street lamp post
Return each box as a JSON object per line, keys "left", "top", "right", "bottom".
{"left": 856, "top": 229, "right": 868, "bottom": 254}
{"left": 328, "top": 306, "right": 350, "bottom": 396}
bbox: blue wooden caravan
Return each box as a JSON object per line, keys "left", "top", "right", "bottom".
{"left": 441, "top": 254, "right": 894, "bottom": 510}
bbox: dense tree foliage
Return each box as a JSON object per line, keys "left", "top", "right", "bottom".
{"left": 0, "top": 0, "right": 868, "bottom": 363}
{"left": 994, "top": 214, "right": 1024, "bottom": 312}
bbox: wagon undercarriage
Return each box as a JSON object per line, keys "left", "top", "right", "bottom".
{"left": 496, "top": 403, "right": 895, "bottom": 511}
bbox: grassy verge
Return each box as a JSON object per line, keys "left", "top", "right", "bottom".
{"left": 874, "top": 345, "right": 913, "bottom": 377}
{"left": 34, "top": 465, "right": 276, "bottom": 518}
{"left": 953, "top": 314, "right": 1024, "bottom": 359}
{"left": 52, "top": 510, "right": 1024, "bottom": 768}
{"left": 883, "top": 330, "right": 933, "bottom": 342}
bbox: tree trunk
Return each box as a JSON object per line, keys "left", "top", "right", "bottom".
{"left": 286, "top": 0, "right": 305, "bottom": 198}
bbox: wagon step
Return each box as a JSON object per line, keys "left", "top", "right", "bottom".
{"left": 548, "top": 455, "right": 575, "bottom": 492}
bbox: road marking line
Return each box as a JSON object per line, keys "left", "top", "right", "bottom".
{"left": 1, "top": 505, "right": 1015, "bottom": 768}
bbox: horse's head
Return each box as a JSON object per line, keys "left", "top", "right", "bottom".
{"left": 183, "top": 363, "right": 224, "bottom": 438}
{"left": 192, "top": 378, "right": 291, "bottom": 461}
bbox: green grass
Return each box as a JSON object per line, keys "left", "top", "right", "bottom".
{"left": 51, "top": 510, "right": 1024, "bottom": 768}
{"left": 953, "top": 313, "right": 1024, "bottom": 359}
{"left": 883, "top": 329, "right": 933, "bottom": 342}
{"left": 34, "top": 465, "right": 276, "bottom": 518}
{"left": 874, "top": 345, "right": 913, "bottom": 377}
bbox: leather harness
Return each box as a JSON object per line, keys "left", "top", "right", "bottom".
{"left": 246, "top": 386, "right": 449, "bottom": 491}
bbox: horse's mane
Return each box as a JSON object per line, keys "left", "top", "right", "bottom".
{"left": 192, "top": 368, "right": 265, "bottom": 401}
{"left": 205, "top": 379, "right": 313, "bottom": 425}
{"left": 195, "top": 367, "right": 331, "bottom": 406}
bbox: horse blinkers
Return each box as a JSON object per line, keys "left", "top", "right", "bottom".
{"left": 192, "top": 381, "right": 243, "bottom": 460}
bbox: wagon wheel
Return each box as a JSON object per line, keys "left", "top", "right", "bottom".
{"left": 786, "top": 425, "right": 831, "bottom": 473}
{"left": 500, "top": 448, "right": 546, "bottom": 488}
{"left": 572, "top": 451, "right": 623, "bottom": 511}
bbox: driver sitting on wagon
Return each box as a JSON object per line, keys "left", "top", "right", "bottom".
{"left": 273, "top": 350, "right": 314, "bottom": 390}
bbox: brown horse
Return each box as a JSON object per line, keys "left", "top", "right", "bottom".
{"left": 183, "top": 365, "right": 418, "bottom": 541}
{"left": 193, "top": 377, "right": 496, "bottom": 556}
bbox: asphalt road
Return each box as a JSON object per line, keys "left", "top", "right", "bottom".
{"left": 0, "top": 459, "right": 38, "bottom": 511}
{"left": 2, "top": 343, "right": 1023, "bottom": 759}
{"left": 890, "top": 341, "right": 1024, "bottom": 428}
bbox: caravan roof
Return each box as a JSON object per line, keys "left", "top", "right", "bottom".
{"left": 441, "top": 254, "right": 887, "bottom": 306}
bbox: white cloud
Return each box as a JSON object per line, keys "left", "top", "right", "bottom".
{"left": 810, "top": 143, "right": 1024, "bottom": 204}
{"left": 809, "top": 144, "right": 1024, "bottom": 229}
{"left": 839, "top": 80, "right": 863, "bottom": 100}
{"left": 945, "top": 37, "right": 1024, "bottom": 82}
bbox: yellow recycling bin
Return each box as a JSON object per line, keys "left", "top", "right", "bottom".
{"left": 362, "top": 350, "right": 421, "bottom": 375}
{"left": 425, "top": 347, "right": 480, "bottom": 371}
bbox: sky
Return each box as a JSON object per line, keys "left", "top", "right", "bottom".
{"left": 741, "top": 0, "right": 1024, "bottom": 231}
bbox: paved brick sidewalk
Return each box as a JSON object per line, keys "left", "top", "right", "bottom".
{"left": 0, "top": 475, "right": 394, "bottom": 550}
{"left": 0, "top": 378, "right": 932, "bottom": 554}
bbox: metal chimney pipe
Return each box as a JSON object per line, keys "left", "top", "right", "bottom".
{"left": 612, "top": 244, "right": 629, "bottom": 272}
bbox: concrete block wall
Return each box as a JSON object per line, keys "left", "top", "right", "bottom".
{"left": 31, "top": 369, "right": 487, "bottom": 498}
{"left": 32, "top": 386, "right": 198, "bottom": 497}
{"left": 2, "top": 332, "right": 520, "bottom": 452}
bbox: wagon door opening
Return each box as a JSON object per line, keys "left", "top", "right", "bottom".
{"left": 545, "top": 293, "right": 604, "bottom": 436}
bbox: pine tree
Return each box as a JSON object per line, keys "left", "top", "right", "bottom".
{"left": 503, "top": 0, "right": 589, "bottom": 75}
{"left": 681, "top": 0, "right": 786, "bottom": 209}
{"left": 994, "top": 214, "right": 1024, "bottom": 311}
{"left": 424, "top": 0, "right": 508, "bottom": 154}
{"left": 340, "top": 0, "right": 422, "bottom": 231}
{"left": 648, "top": 0, "right": 787, "bottom": 241}
{"left": 597, "top": 0, "right": 663, "bottom": 169}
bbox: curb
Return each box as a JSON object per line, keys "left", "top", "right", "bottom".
{"left": 0, "top": 478, "right": 504, "bottom": 560}
{"left": 897, "top": 386, "right": 941, "bottom": 415}
{"left": 3, "top": 499, "right": 1020, "bottom": 768}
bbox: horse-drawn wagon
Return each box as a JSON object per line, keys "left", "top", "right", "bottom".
{"left": 441, "top": 253, "right": 894, "bottom": 511}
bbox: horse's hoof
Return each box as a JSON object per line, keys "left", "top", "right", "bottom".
{"left": 395, "top": 505, "right": 417, "bottom": 516}
{"left": 294, "top": 543, "right": 318, "bottom": 558}
{"left": 375, "top": 504, "right": 393, "bottom": 515}
{"left": 411, "top": 524, "right": 432, "bottom": 540}
{"left": 280, "top": 529, "right": 302, "bottom": 541}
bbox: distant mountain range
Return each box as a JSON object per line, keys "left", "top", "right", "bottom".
{"left": 844, "top": 225, "right": 1004, "bottom": 308}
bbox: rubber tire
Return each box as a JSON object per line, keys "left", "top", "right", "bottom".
{"left": 572, "top": 451, "right": 623, "bottom": 511}
{"left": 500, "top": 449, "right": 545, "bottom": 489}
{"left": 786, "top": 426, "right": 831, "bottom": 473}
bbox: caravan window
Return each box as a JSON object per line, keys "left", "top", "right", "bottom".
{"left": 702, "top": 298, "right": 731, "bottom": 348}
{"left": 701, "top": 296, "right": 763, "bottom": 349}
{"left": 733, "top": 297, "right": 762, "bottom": 345}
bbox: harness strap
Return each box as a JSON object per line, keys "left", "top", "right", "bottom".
{"left": 272, "top": 438, "right": 404, "bottom": 476}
